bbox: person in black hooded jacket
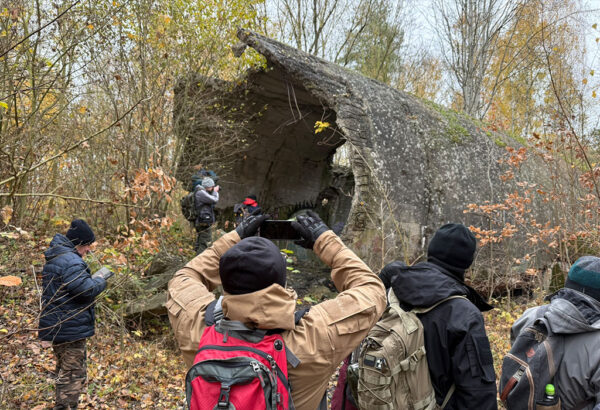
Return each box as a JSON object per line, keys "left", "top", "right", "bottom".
{"left": 380, "top": 223, "right": 497, "bottom": 410}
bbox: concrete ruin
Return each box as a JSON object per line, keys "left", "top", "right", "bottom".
{"left": 175, "top": 29, "right": 551, "bottom": 269}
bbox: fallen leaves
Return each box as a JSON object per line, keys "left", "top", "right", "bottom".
{"left": 0, "top": 275, "right": 22, "bottom": 286}
{"left": 1, "top": 205, "right": 12, "bottom": 225}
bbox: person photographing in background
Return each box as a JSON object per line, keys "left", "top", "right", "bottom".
{"left": 194, "top": 177, "right": 219, "bottom": 254}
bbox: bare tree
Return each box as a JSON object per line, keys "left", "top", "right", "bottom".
{"left": 336, "top": 0, "right": 407, "bottom": 84}
{"left": 259, "top": 0, "right": 409, "bottom": 85}
{"left": 262, "top": 0, "right": 377, "bottom": 60}
{"left": 433, "top": 0, "right": 520, "bottom": 118}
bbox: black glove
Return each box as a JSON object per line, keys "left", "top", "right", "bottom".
{"left": 92, "top": 267, "right": 114, "bottom": 281}
{"left": 291, "top": 210, "right": 329, "bottom": 249}
{"left": 235, "top": 210, "right": 269, "bottom": 239}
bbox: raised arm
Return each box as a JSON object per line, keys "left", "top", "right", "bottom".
{"left": 311, "top": 231, "right": 387, "bottom": 368}
{"left": 167, "top": 230, "right": 240, "bottom": 366}
{"left": 195, "top": 189, "right": 219, "bottom": 205}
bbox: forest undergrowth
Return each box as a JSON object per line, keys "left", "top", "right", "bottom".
{"left": 0, "top": 227, "right": 539, "bottom": 409}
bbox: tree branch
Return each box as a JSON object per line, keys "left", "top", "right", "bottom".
{"left": 0, "top": 192, "right": 151, "bottom": 209}
{"left": 0, "top": 98, "right": 148, "bottom": 188}
{"left": 0, "top": 0, "right": 83, "bottom": 59}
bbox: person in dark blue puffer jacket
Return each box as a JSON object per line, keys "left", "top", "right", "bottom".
{"left": 39, "top": 219, "right": 109, "bottom": 410}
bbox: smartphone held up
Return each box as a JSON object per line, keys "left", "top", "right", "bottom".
{"left": 258, "top": 220, "right": 301, "bottom": 240}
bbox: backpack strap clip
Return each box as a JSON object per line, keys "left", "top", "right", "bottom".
{"left": 217, "top": 384, "right": 231, "bottom": 408}
{"left": 398, "top": 345, "right": 426, "bottom": 372}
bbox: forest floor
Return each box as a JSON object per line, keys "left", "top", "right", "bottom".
{"left": 0, "top": 228, "right": 539, "bottom": 409}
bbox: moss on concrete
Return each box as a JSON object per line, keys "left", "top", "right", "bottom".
{"left": 422, "top": 100, "right": 471, "bottom": 144}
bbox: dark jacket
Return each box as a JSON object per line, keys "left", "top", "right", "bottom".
{"left": 39, "top": 234, "right": 106, "bottom": 343}
{"left": 381, "top": 261, "right": 497, "bottom": 410}
{"left": 511, "top": 288, "right": 600, "bottom": 409}
{"left": 194, "top": 185, "right": 219, "bottom": 225}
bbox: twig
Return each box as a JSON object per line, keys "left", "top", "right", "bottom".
{"left": 31, "top": 265, "right": 41, "bottom": 311}
{"left": 0, "top": 0, "right": 83, "bottom": 59}
{"left": 0, "top": 192, "right": 151, "bottom": 209}
{"left": 0, "top": 98, "right": 149, "bottom": 188}
{"left": 0, "top": 368, "right": 5, "bottom": 406}
{"left": 540, "top": 16, "right": 600, "bottom": 201}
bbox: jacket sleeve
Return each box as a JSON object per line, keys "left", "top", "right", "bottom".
{"left": 449, "top": 306, "right": 498, "bottom": 410}
{"left": 195, "top": 189, "right": 219, "bottom": 205}
{"left": 303, "top": 231, "right": 387, "bottom": 372}
{"left": 167, "top": 230, "right": 240, "bottom": 367}
{"left": 588, "top": 343, "right": 600, "bottom": 408}
{"left": 592, "top": 367, "right": 600, "bottom": 408}
{"left": 62, "top": 261, "right": 106, "bottom": 303}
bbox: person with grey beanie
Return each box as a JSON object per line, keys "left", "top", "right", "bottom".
{"left": 508, "top": 255, "right": 600, "bottom": 409}
{"left": 193, "top": 177, "right": 219, "bottom": 254}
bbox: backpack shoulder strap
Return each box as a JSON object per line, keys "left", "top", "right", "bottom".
{"left": 205, "top": 297, "right": 224, "bottom": 326}
{"left": 386, "top": 288, "right": 420, "bottom": 333}
{"left": 440, "top": 384, "right": 455, "bottom": 409}
{"left": 294, "top": 308, "right": 309, "bottom": 324}
{"left": 286, "top": 309, "right": 309, "bottom": 369}
{"left": 411, "top": 295, "right": 468, "bottom": 314}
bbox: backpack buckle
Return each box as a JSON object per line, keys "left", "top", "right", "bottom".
{"left": 218, "top": 385, "right": 231, "bottom": 408}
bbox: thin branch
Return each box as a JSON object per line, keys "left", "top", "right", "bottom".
{"left": 0, "top": 192, "right": 152, "bottom": 209}
{"left": 0, "top": 98, "right": 148, "bottom": 188}
{"left": 0, "top": 0, "right": 83, "bottom": 59}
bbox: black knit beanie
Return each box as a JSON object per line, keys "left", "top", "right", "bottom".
{"left": 66, "top": 219, "right": 96, "bottom": 246}
{"left": 427, "top": 223, "right": 476, "bottom": 281}
{"left": 219, "top": 236, "right": 286, "bottom": 295}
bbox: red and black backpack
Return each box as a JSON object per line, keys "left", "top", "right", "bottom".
{"left": 185, "top": 307, "right": 305, "bottom": 410}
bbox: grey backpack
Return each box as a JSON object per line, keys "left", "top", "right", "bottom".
{"left": 499, "top": 318, "right": 565, "bottom": 410}
{"left": 354, "top": 288, "right": 462, "bottom": 410}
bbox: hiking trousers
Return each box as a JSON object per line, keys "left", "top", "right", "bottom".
{"left": 195, "top": 223, "right": 212, "bottom": 254}
{"left": 52, "top": 338, "right": 87, "bottom": 410}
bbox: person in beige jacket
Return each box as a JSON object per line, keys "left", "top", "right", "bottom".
{"left": 167, "top": 211, "right": 386, "bottom": 410}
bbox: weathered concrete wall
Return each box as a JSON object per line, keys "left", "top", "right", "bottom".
{"left": 176, "top": 30, "right": 552, "bottom": 270}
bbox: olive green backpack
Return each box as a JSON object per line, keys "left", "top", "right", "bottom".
{"left": 351, "top": 288, "right": 463, "bottom": 410}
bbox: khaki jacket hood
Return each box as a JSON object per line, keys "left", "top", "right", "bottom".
{"left": 223, "top": 284, "right": 298, "bottom": 330}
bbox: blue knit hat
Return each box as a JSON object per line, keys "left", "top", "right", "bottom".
{"left": 565, "top": 256, "right": 600, "bottom": 302}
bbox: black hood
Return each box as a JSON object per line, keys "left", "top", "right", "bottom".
{"left": 386, "top": 261, "right": 493, "bottom": 312}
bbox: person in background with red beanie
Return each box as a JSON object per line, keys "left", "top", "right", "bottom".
{"left": 242, "top": 194, "right": 261, "bottom": 215}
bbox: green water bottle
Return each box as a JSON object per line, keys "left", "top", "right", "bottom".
{"left": 541, "top": 384, "right": 558, "bottom": 406}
